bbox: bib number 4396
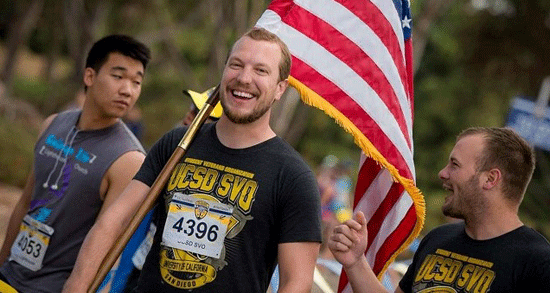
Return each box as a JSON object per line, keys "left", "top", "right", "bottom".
{"left": 172, "top": 217, "right": 219, "bottom": 242}
{"left": 163, "top": 193, "right": 233, "bottom": 259}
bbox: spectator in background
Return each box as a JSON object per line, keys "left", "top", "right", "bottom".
{"left": 318, "top": 155, "right": 353, "bottom": 260}
{"left": 179, "top": 87, "right": 223, "bottom": 126}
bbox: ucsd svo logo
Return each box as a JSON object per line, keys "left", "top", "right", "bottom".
{"left": 414, "top": 249, "right": 495, "bottom": 293}
{"left": 167, "top": 158, "right": 258, "bottom": 213}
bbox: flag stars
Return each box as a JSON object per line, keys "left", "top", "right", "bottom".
{"left": 402, "top": 15, "right": 412, "bottom": 29}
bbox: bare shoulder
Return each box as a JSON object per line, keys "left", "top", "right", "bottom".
{"left": 38, "top": 114, "right": 58, "bottom": 137}
{"left": 108, "top": 150, "right": 146, "bottom": 179}
{"left": 100, "top": 151, "right": 145, "bottom": 201}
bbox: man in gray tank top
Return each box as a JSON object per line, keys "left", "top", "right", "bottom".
{"left": 0, "top": 34, "right": 151, "bottom": 293}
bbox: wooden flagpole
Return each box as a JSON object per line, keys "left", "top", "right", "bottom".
{"left": 88, "top": 86, "right": 220, "bottom": 292}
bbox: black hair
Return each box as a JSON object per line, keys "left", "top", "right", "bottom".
{"left": 85, "top": 34, "right": 151, "bottom": 73}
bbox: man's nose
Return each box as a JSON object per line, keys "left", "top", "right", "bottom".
{"left": 119, "top": 80, "right": 132, "bottom": 96}
{"left": 438, "top": 166, "right": 448, "bottom": 180}
{"left": 236, "top": 67, "right": 253, "bottom": 84}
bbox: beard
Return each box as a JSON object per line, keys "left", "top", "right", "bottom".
{"left": 442, "top": 173, "right": 486, "bottom": 220}
{"left": 220, "top": 92, "right": 273, "bottom": 124}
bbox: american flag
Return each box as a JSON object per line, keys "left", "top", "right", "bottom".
{"left": 255, "top": 0, "right": 424, "bottom": 291}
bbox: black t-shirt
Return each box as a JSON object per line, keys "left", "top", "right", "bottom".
{"left": 132, "top": 123, "right": 322, "bottom": 292}
{"left": 399, "top": 222, "right": 550, "bottom": 292}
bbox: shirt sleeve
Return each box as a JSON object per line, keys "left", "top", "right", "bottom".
{"left": 277, "top": 168, "right": 322, "bottom": 243}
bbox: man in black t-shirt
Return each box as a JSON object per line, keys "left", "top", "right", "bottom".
{"left": 328, "top": 127, "right": 550, "bottom": 292}
{"left": 64, "top": 27, "right": 322, "bottom": 293}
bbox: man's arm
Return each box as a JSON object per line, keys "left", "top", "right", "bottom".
{"left": 0, "top": 114, "right": 57, "bottom": 264}
{"left": 328, "top": 212, "right": 403, "bottom": 293}
{"left": 277, "top": 242, "right": 320, "bottom": 293}
{"left": 98, "top": 150, "right": 145, "bottom": 216}
{"left": 63, "top": 179, "right": 150, "bottom": 292}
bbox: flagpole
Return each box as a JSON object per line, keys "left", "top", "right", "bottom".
{"left": 88, "top": 86, "right": 220, "bottom": 293}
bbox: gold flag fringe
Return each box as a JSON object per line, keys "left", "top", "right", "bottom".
{"left": 288, "top": 76, "right": 425, "bottom": 279}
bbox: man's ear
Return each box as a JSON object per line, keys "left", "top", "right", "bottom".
{"left": 274, "top": 79, "right": 289, "bottom": 102}
{"left": 482, "top": 168, "right": 501, "bottom": 190}
{"left": 83, "top": 68, "right": 96, "bottom": 88}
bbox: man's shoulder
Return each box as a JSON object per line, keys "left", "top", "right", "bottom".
{"left": 420, "top": 222, "right": 464, "bottom": 245}
{"left": 266, "top": 137, "right": 313, "bottom": 173}
{"left": 513, "top": 226, "right": 550, "bottom": 253}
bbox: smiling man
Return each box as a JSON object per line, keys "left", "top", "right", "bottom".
{"left": 329, "top": 127, "right": 550, "bottom": 293}
{"left": 0, "top": 35, "right": 150, "bottom": 293}
{"left": 63, "top": 27, "right": 321, "bottom": 293}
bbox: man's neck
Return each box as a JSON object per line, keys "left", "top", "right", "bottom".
{"left": 77, "top": 106, "right": 119, "bottom": 131}
{"left": 215, "top": 115, "right": 276, "bottom": 149}
{"left": 464, "top": 207, "right": 523, "bottom": 240}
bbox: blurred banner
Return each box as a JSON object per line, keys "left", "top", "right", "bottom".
{"left": 506, "top": 77, "right": 550, "bottom": 152}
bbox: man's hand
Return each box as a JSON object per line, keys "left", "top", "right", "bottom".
{"left": 328, "top": 211, "right": 368, "bottom": 269}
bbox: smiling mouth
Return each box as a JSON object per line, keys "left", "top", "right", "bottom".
{"left": 231, "top": 90, "right": 255, "bottom": 100}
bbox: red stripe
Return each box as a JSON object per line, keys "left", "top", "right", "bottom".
{"left": 291, "top": 58, "right": 414, "bottom": 179}
{"left": 279, "top": 5, "right": 412, "bottom": 147}
{"left": 366, "top": 182, "right": 404, "bottom": 250}
{"left": 372, "top": 205, "right": 416, "bottom": 274}
{"left": 266, "top": 0, "right": 295, "bottom": 17}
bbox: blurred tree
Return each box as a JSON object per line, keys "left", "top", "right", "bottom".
{"left": 0, "top": 0, "right": 44, "bottom": 91}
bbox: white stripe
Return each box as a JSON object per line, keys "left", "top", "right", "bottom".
{"left": 365, "top": 191, "right": 412, "bottom": 265}
{"left": 355, "top": 169, "right": 393, "bottom": 220}
{"left": 257, "top": 10, "right": 416, "bottom": 175}
{"left": 295, "top": 0, "right": 412, "bottom": 139}
{"left": 371, "top": 0, "right": 406, "bottom": 62}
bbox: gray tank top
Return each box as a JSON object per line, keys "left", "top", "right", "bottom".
{"left": 0, "top": 110, "right": 145, "bottom": 293}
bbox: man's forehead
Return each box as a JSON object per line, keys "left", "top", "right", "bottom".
{"left": 452, "top": 134, "right": 484, "bottom": 160}
{"left": 104, "top": 52, "right": 144, "bottom": 75}
{"left": 231, "top": 37, "right": 281, "bottom": 57}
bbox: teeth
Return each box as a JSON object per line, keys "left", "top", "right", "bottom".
{"left": 232, "top": 90, "right": 254, "bottom": 99}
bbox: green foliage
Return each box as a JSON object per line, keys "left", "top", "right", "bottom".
{"left": 295, "top": 107, "right": 360, "bottom": 178}
{"left": 0, "top": 116, "right": 36, "bottom": 188}
{"left": 139, "top": 94, "right": 190, "bottom": 150}
{"left": 10, "top": 76, "right": 77, "bottom": 115}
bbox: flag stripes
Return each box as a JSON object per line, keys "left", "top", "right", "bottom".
{"left": 258, "top": 13, "right": 415, "bottom": 176}
{"left": 256, "top": 1, "right": 424, "bottom": 292}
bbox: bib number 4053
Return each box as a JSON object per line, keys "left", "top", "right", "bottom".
{"left": 10, "top": 215, "right": 54, "bottom": 272}
{"left": 16, "top": 235, "right": 43, "bottom": 258}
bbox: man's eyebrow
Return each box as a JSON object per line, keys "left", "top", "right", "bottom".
{"left": 110, "top": 66, "right": 144, "bottom": 77}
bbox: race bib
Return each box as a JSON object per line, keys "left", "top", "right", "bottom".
{"left": 10, "top": 215, "right": 54, "bottom": 271}
{"left": 162, "top": 193, "right": 233, "bottom": 259}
